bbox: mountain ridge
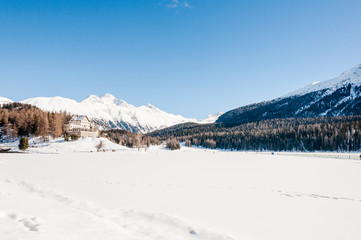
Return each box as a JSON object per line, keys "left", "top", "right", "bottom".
{"left": 282, "top": 63, "right": 361, "bottom": 98}
{"left": 217, "top": 62, "right": 361, "bottom": 125}
{"left": 0, "top": 94, "right": 219, "bottom": 133}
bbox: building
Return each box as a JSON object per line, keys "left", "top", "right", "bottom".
{"left": 64, "top": 115, "right": 98, "bottom": 138}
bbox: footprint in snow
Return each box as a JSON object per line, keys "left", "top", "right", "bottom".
{"left": 18, "top": 217, "right": 43, "bottom": 232}
{"left": 189, "top": 228, "right": 197, "bottom": 235}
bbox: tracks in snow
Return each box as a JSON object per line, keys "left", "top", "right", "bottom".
{"left": 3, "top": 178, "right": 234, "bottom": 240}
{"left": 33, "top": 176, "right": 361, "bottom": 203}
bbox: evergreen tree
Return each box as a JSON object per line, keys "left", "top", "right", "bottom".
{"left": 19, "top": 137, "right": 29, "bottom": 151}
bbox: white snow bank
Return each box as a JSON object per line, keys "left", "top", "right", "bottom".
{"left": 25, "top": 137, "right": 132, "bottom": 154}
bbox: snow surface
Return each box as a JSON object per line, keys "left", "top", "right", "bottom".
{"left": 1, "top": 137, "right": 130, "bottom": 153}
{"left": 1, "top": 140, "right": 361, "bottom": 240}
{"left": 27, "top": 137, "right": 132, "bottom": 154}
{"left": 282, "top": 63, "right": 361, "bottom": 98}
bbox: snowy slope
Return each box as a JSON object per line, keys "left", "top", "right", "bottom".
{"left": 218, "top": 62, "right": 361, "bottom": 124}
{"left": 199, "top": 112, "right": 224, "bottom": 124}
{"left": 21, "top": 94, "right": 198, "bottom": 133}
{"left": 0, "top": 97, "right": 13, "bottom": 106}
{"left": 283, "top": 63, "right": 361, "bottom": 98}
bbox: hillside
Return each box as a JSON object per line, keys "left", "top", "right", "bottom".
{"left": 149, "top": 116, "right": 361, "bottom": 152}
{"left": 217, "top": 63, "right": 361, "bottom": 125}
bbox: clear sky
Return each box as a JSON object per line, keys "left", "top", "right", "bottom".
{"left": 1, "top": 0, "right": 361, "bottom": 119}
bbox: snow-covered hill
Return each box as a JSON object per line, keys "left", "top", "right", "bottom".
{"left": 0, "top": 97, "right": 13, "bottom": 106}
{"left": 199, "top": 112, "right": 224, "bottom": 124}
{"left": 217, "top": 62, "right": 361, "bottom": 125}
{"left": 283, "top": 63, "right": 361, "bottom": 98}
{"left": 19, "top": 94, "right": 197, "bottom": 133}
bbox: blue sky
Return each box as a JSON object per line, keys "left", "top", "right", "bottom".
{"left": 1, "top": 0, "right": 361, "bottom": 119}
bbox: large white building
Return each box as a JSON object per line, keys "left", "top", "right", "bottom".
{"left": 64, "top": 115, "right": 98, "bottom": 138}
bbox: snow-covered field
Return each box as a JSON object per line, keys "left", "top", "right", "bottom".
{"left": 1, "top": 140, "right": 361, "bottom": 240}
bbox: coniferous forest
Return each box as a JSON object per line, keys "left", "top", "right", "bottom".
{"left": 148, "top": 116, "right": 361, "bottom": 152}
{"left": 4, "top": 103, "right": 361, "bottom": 152}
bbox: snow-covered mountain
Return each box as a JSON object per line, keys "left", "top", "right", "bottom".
{"left": 217, "top": 63, "right": 361, "bottom": 125}
{"left": 199, "top": 112, "right": 224, "bottom": 124}
{"left": 0, "top": 97, "right": 13, "bottom": 106}
{"left": 19, "top": 94, "right": 198, "bottom": 133}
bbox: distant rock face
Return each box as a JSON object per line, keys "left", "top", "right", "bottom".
{"left": 217, "top": 63, "right": 361, "bottom": 125}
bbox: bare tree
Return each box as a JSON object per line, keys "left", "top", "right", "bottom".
{"left": 96, "top": 140, "right": 104, "bottom": 152}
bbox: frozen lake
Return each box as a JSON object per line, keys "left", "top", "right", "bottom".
{"left": 1, "top": 149, "right": 361, "bottom": 240}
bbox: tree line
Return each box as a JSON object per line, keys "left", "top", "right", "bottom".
{"left": 0, "top": 103, "right": 70, "bottom": 139}
{"left": 101, "top": 129, "right": 161, "bottom": 149}
{"left": 148, "top": 116, "right": 361, "bottom": 152}
{"left": 0, "top": 103, "right": 161, "bottom": 149}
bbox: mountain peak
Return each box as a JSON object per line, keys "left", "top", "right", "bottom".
{"left": 82, "top": 95, "right": 102, "bottom": 104}
{"left": 5, "top": 94, "right": 220, "bottom": 133}
{"left": 145, "top": 103, "right": 157, "bottom": 109}
{"left": 283, "top": 62, "right": 361, "bottom": 98}
{"left": 340, "top": 62, "right": 361, "bottom": 77}
{"left": 102, "top": 93, "right": 116, "bottom": 99}
{"left": 87, "top": 94, "right": 100, "bottom": 99}
{"left": 217, "top": 62, "right": 361, "bottom": 125}
{"left": 0, "top": 97, "right": 13, "bottom": 106}
{"left": 100, "top": 93, "right": 129, "bottom": 106}
{"left": 199, "top": 112, "right": 224, "bottom": 124}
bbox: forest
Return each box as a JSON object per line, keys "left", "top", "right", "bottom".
{"left": 0, "top": 103, "right": 161, "bottom": 149}
{"left": 148, "top": 116, "right": 361, "bottom": 152}
{"left": 0, "top": 103, "right": 70, "bottom": 139}
{"left": 3, "top": 102, "right": 361, "bottom": 152}
{"left": 100, "top": 129, "right": 161, "bottom": 149}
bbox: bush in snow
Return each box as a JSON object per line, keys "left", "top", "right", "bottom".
{"left": 64, "top": 133, "right": 69, "bottom": 141}
{"left": 70, "top": 134, "right": 79, "bottom": 141}
{"left": 19, "top": 137, "right": 29, "bottom": 151}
